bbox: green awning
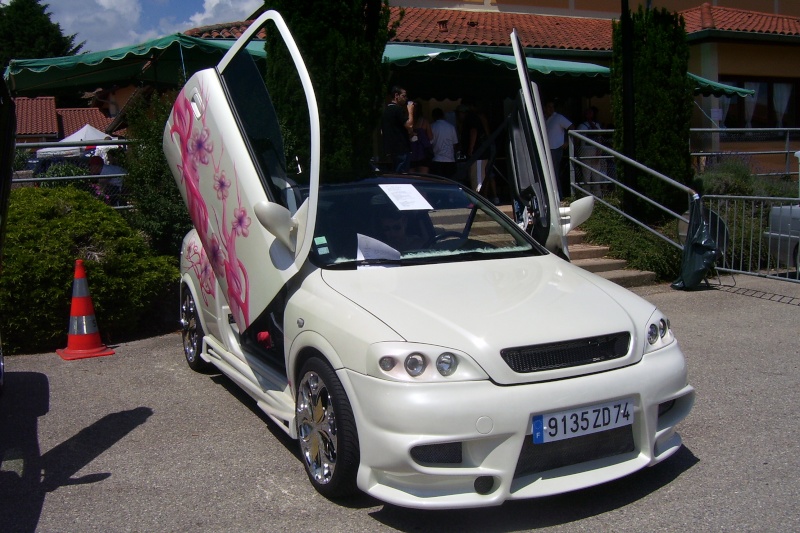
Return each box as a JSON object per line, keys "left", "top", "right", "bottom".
{"left": 5, "top": 37, "right": 751, "bottom": 100}
{"left": 383, "top": 44, "right": 608, "bottom": 77}
{"left": 4, "top": 34, "right": 266, "bottom": 94}
{"left": 688, "top": 73, "right": 754, "bottom": 98}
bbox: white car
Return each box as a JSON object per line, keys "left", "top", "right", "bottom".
{"left": 765, "top": 204, "right": 799, "bottom": 275}
{"left": 163, "top": 11, "right": 694, "bottom": 509}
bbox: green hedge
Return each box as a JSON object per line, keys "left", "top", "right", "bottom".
{"left": 1, "top": 186, "right": 179, "bottom": 354}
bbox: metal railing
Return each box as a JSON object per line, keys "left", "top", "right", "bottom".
{"left": 567, "top": 129, "right": 696, "bottom": 252}
{"left": 702, "top": 196, "right": 799, "bottom": 281}
{"left": 568, "top": 128, "right": 800, "bottom": 284}
{"left": 689, "top": 127, "right": 800, "bottom": 183}
{"left": 13, "top": 138, "right": 132, "bottom": 209}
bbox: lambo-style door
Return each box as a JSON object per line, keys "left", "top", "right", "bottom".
{"left": 508, "top": 29, "right": 592, "bottom": 257}
{"left": 163, "top": 11, "right": 320, "bottom": 334}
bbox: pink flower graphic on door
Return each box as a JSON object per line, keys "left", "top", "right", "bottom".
{"left": 169, "top": 86, "right": 251, "bottom": 327}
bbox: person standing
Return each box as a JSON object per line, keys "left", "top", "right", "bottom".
{"left": 410, "top": 101, "right": 434, "bottom": 173}
{"left": 381, "top": 86, "right": 413, "bottom": 173}
{"left": 429, "top": 107, "right": 459, "bottom": 180}
{"left": 544, "top": 100, "right": 572, "bottom": 197}
{"left": 457, "top": 104, "right": 488, "bottom": 192}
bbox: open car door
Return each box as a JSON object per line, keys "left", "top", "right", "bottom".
{"left": 164, "top": 11, "right": 319, "bottom": 333}
{"left": 508, "top": 29, "right": 592, "bottom": 257}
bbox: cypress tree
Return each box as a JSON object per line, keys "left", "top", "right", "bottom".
{"left": 611, "top": 5, "right": 694, "bottom": 221}
{"left": 264, "top": 1, "right": 399, "bottom": 182}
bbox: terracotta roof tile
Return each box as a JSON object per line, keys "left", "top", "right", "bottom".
{"left": 186, "top": 5, "right": 800, "bottom": 51}
{"left": 184, "top": 20, "right": 266, "bottom": 40}
{"left": 681, "top": 3, "right": 800, "bottom": 36}
{"left": 390, "top": 7, "right": 612, "bottom": 51}
{"left": 57, "top": 107, "right": 117, "bottom": 138}
{"left": 185, "top": 7, "right": 612, "bottom": 51}
{"left": 14, "top": 97, "right": 58, "bottom": 137}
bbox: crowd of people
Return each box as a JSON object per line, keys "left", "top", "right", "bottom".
{"left": 381, "top": 85, "right": 609, "bottom": 203}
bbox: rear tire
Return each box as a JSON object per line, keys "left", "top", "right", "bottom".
{"left": 295, "top": 357, "right": 360, "bottom": 499}
{"left": 181, "top": 287, "right": 210, "bottom": 372}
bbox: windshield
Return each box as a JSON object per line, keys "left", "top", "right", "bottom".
{"left": 310, "top": 177, "right": 543, "bottom": 268}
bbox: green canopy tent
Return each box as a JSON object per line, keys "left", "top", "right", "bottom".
{"left": 383, "top": 43, "right": 752, "bottom": 100}
{"left": 5, "top": 36, "right": 749, "bottom": 100}
{"left": 383, "top": 44, "right": 610, "bottom": 100}
{"left": 4, "top": 34, "right": 266, "bottom": 94}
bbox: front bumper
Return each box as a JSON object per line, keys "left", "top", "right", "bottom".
{"left": 339, "top": 342, "right": 694, "bottom": 509}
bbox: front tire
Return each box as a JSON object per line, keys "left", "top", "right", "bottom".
{"left": 180, "top": 287, "right": 210, "bottom": 372}
{"left": 295, "top": 357, "right": 359, "bottom": 499}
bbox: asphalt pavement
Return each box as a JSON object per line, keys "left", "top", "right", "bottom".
{"left": 1, "top": 274, "right": 798, "bottom": 532}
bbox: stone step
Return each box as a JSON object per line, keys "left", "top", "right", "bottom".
{"left": 455, "top": 205, "right": 658, "bottom": 288}
{"left": 567, "top": 230, "right": 586, "bottom": 246}
{"left": 571, "top": 256, "right": 628, "bottom": 274}
{"left": 568, "top": 243, "right": 610, "bottom": 261}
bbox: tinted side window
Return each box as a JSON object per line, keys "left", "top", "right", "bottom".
{"left": 220, "top": 51, "right": 290, "bottom": 206}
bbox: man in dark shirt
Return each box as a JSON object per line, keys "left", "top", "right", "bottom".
{"left": 381, "top": 86, "right": 412, "bottom": 172}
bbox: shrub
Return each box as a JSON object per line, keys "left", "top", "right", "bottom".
{"left": 581, "top": 197, "right": 682, "bottom": 281}
{"left": 0, "top": 186, "right": 179, "bottom": 354}
{"left": 695, "top": 159, "right": 754, "bottom": 196}
{"left": 13, "top": 148, "right": 29, "bottom": 171}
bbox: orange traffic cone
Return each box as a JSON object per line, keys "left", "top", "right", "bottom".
{"left": 56, "top": 259, "right": 115, "bottom": 360}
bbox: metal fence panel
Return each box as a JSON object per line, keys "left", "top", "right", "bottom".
{"left": 702, "top": 195, "right": 799, "bottom": 282}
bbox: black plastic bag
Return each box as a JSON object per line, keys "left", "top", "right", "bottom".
{"left": 671, "top": 195, "right": 718, "bottom": 290}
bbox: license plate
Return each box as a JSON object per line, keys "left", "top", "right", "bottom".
{"left": 532, "top": 398, "right": 634, "bottom": 444}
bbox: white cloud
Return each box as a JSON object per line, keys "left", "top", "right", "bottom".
{"left": 41, "top": 0, "right": 263, "bottom": 54}
{"left": 46, "top": 0, "right": 145, "bottom": 52}
{"left": 186, "top": 0, "right": 263, "bottom": 28}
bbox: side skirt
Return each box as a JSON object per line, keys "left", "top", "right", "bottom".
{"left": 203, "top": 334, "right": 296, "bottom": 438}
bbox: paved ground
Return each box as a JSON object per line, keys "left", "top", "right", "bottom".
{"left": 1, "top": 275, "right": 799, "bottom": 532}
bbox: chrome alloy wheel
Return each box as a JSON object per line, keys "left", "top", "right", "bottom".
{"left": 296, "top": 370, "right": 338, "bottom": 485}
{"left": 180, "top": 288, "right": 208, "bottom": 371}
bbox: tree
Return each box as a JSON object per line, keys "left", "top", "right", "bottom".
{"left": 0, "top": 0, "right": 83, "bottom": 69}
{"left": 264, "top": 0, "right": 399, "bottom": 181}
{"left": 610, "top": 5, "right": 694, "bottom": 221}
{"left": 123, "top": 91, "right": 192, "bottom": 257}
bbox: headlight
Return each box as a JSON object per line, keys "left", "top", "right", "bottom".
{"left": 404, "top": 353, "right": 427, "bottom": 377}
{"left": 644, "top": 310, "right": 675, "bottom": 353}
{"left": 436, "top": 352, "right": 458, "bottom": 376}
{"left": 647, "top": 324, "right": 659, "bottom": 344}
{"left": 367, "top": 343, "right": 488, "bottom": 382}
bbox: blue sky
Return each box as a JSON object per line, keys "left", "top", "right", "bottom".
{"left": 14, "top": 0, "right": 263, "bottom": 53}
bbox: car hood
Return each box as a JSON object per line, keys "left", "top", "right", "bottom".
{"left": 320, "top": 256, "right": 655, "bottom": 385}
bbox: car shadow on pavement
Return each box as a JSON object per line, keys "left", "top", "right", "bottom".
{"left": 0, "top": 371, "right": 153, "bottom": 532}
{"left": 369, "top": 446, "right": 699, "bottom": 530}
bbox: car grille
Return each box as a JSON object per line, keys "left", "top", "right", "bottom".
{"left": 513, "top": 425, "right": 635, "bottom": 479}
{"left": 501, "top": 332, "right": 631, "bottom": 373}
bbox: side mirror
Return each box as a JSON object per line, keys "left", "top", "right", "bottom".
{"left": 254, "top": 201, "right": 297, "bottom": 253}
{"left": 559, "top": 195, "right": 594, "bottom": 234}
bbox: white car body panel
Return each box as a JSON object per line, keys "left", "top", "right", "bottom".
{"left": 165, "top": 12, "right": 694, "bottom": 509}
{"left": 320, "top": 258, "right": 654, "bottom": 385}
